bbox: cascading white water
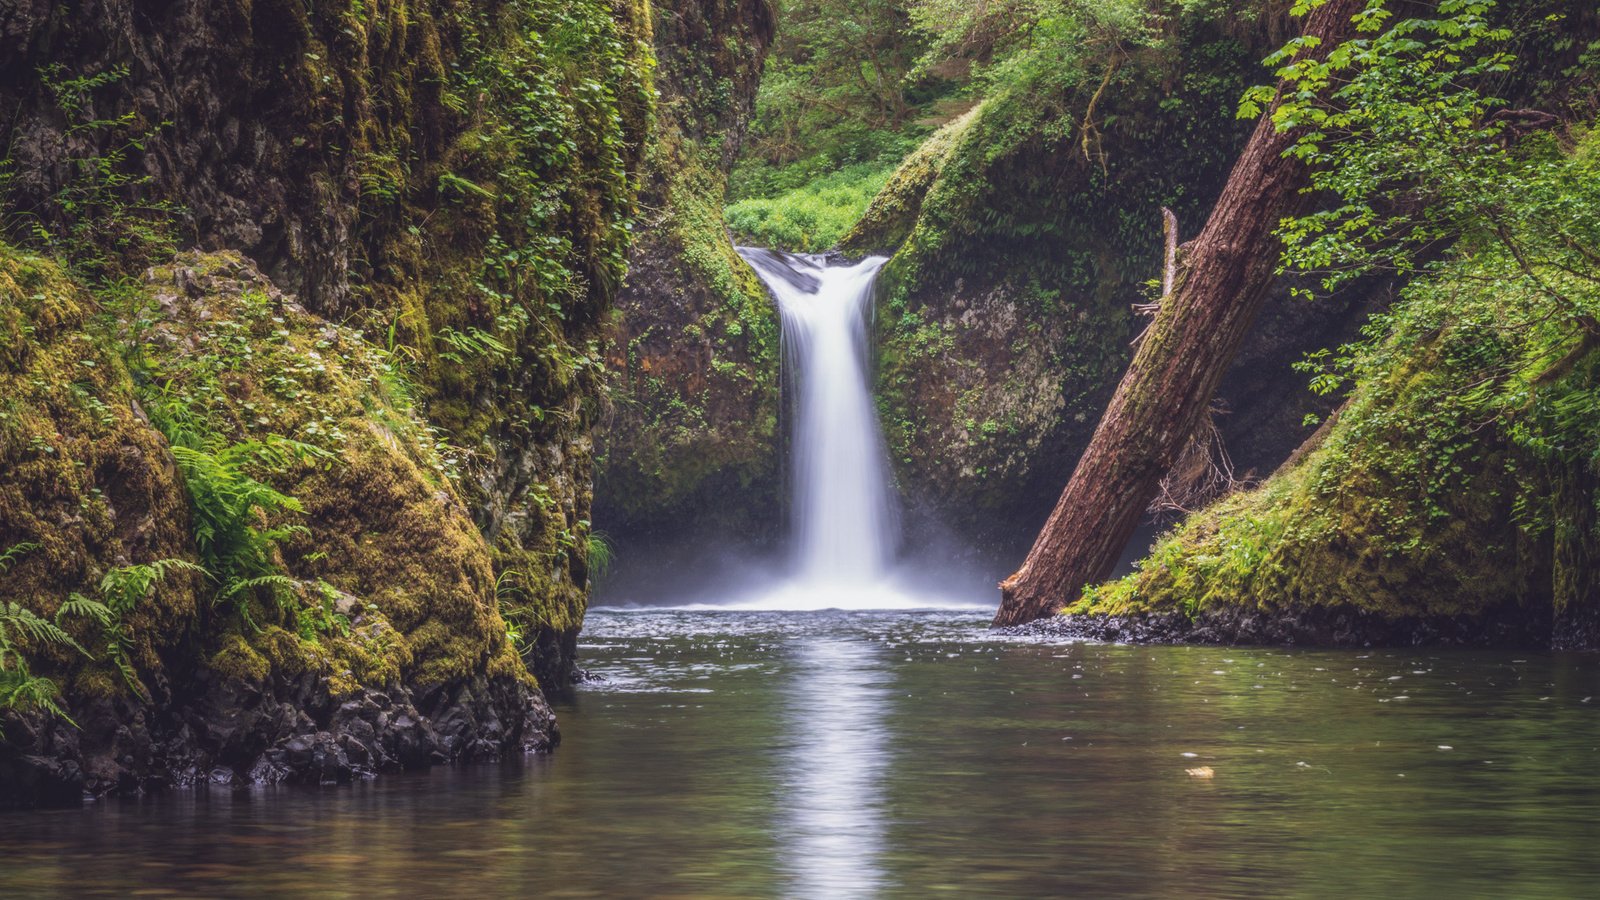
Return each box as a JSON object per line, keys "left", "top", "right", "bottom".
{"left": 747, "top": 249, "right": 895, "bottom": 581}
{"left": 734, "top": 248, "right": 922, "bottom": 608}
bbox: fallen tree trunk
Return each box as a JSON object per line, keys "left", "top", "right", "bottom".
{"left": 993, "top": 0, "right": 1362, "bottom": 627}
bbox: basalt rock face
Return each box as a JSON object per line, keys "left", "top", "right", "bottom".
{"left": 1065, "top": 107, "right": 1600, "bottom": 648}
{"left": 595, "top": 0, "right": 780, "bottom": 553}
{"left": 2, "top": 0, "right": 656, "bottom": 678}
{"left": 1009, "top": 603, "right": 1555, "bottom": 650}
{"left": 0, "top": 249, "right": 556, "bottom": 807}
{"left": 0, "top": 0, "right": 654, "bottom": 804}
{"left": 840, "top": 6, "right": 1367, "bottom": 556}
{"left": 3, "top": 634, "right": 556, "bottom": 808}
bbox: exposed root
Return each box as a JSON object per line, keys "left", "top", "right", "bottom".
{"left": 1148, "top": 402, "right": 1246, "bottom": 515}
{"left": 1080, "top": 51, "right": 1124, "bottom": 177}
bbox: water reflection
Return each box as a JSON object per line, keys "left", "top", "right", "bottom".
{"left": 3, "top": 610, "right": 1600, "bottom": 897}
{"left": 779, "top": 639, "right": 894, "bottom": 898}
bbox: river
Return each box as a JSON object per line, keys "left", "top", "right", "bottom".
{"left": 3, "top": 607, "right": 1599, "bottom": 897}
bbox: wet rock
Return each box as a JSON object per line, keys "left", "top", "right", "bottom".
{"left": 1, "top": 659, "right": 555, "bottom": 807}
{"left": 1011, "top": 600, "right": 1559, "bottom": 649}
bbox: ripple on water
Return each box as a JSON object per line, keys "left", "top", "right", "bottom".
{"left": 4, "top": 608, "right": 1600, "bottom": 898}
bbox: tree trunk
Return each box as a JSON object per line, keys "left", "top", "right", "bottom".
{"left": 993, "top": 0, "right": 1362, "bottom": 627}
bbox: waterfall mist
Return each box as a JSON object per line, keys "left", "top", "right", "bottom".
{"left": 727, "top": 248, "right": 977, "bottom": 610}
{"left": 749, "top": 249, "right": 896, "bottom": 582}
{"left": 594, "top": 248, "right": 987, "bottom": 610}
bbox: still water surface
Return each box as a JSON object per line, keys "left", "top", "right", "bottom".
{"left": 3, "top": 608, "right": 1599, "bottom": 897}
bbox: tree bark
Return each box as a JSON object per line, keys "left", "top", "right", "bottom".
{"left": 993, "top": 0, "right": 1362, "bottom": 627}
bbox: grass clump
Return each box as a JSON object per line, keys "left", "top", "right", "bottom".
{"left": 726, "top": 162, "right": 898, "bottom": 252}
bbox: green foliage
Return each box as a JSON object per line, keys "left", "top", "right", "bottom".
{"left": 1082, "top": 217, "right": 1600, "bottom": 620}
{"left": 726, "top": 162, "right": 897, "bottom": 250}
{"left": 143, "top": 389, "right": 328, "bottom": 625}
{"left": 296, "top": 580, "right": 351, "bottom": 644}
{"left": 0, "top": 543, "right": 39, "bottom": 574}
{"left": 427, "top": 0, "right": 653, "bottom": 413}
{"left": 1265, "top": 0, "right": 1600, "bottom": 471}
{"left": 1080, "top": 2, "right": 1600, "bottom": 624}
{"left": 494, "top": 568, "right": 548, "bottom": 649}
{"left": 72, "top": 559, "right": 202, "bottom": 697}
{"left": 0, "top": 543, "right": 95, "bottom": 728}
{"left": 728, "top": 0, "right": 964, "bottom": 225}
{"left": 166, "top": 438, "right": 316, "bottom": 621}
{"left": 0, "top": 63, "right": 178, "bottom": 282}
{"left": 1248, "top": 0, "right": 1509, "bottom": 290}
{"left": 908, "top": 0, "right": 1151, "bottom": 90}
{"left": 435, "top": 326, "right": 513, "bottom": 366}
{"left": 0, "top": 606, "right": 74, "bottom": 726}
{"left": 586, "top": 530, "right": 615, "bottom": 580}
{"left": 732, "top": 0, "right": 932, "bottom": 200}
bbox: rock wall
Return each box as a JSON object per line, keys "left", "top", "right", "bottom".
{"left": 1, "top": 249, "right": 560, "bottom": 803}
{"left": 840, "top": 5, "right": 1369, "bottom": 556}
{"left": 1062, "top": 274, "right": 1600, "bottom": 650}
{"left": 596, "top": 0, "right": 779, "bottom": 550}
{"left": 0, "top": 0, "right": 654, "bottom": 803}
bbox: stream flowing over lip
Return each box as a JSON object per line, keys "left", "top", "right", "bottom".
{"left": 724, "top": 248, "right": 981, "bottom": 611}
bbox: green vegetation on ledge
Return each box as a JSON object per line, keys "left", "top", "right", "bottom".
{"left": 597, "top": 0, "right": 781, "bottom": 546}
{"left": 726, "top": 161, "right": 898, "bottom": 252}
{"left": 851, "top": 0, "right": 1282, "bottom": 547}
{"left": 1073, "top": 1, "right": 1600, "bottom": 643}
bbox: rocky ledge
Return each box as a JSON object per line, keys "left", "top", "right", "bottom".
{"left": 1004, "top": 601, "right": 1579, "bottom": 650}
{"left": 1, "top": 660, "right": 554, "bottom": 808}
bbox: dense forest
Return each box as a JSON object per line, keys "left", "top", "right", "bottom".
{"left": 2, "top": 0, "right": 1600, "bottom": 892}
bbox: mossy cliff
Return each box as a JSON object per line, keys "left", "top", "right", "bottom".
{"left": 1057, "top": 124, "right": 1600, "bottom": 649}
{"left": 0, "top": 0, "right": 654, "bottom": 803}
{"left": 596, "top": 0, "right": 780, "bottom": 548}
{"left": 3, "top": 248, "right": 554, "bottom": 803}
{"left": 842, "top": 4, "right": 1365, "bottom": 552}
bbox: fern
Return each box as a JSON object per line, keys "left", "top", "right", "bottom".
{"left": 0, "top": 668, "right": 71, "bottom": 726}
{"left": 164, "top": 438, "right": 322, "bottom": 622}
{"left": 1, "top": 601, "right": 86, "bottom": 657}
{"left": 218, "top": 574, "right": 295, "bottom": 600}
{"left": 139, "top": 362, "right": 340, "bottom": 631}
{"left": 0, "top": 601, "right": 92, "bottom": 730}
{"left": 0, "top": 542, "right": 40, "bottom": 573}
{"left": 295, "top": 580, "right": 350, "bottom": 643}
{"left": 436, "top": 325, "right": 512, "bottom": 365}
{"left": 99, "top": 558, "right": 205, "bottom": 613}
{"left": 56, "top": 594, "right": 112, "bottom": 626}
{"left": 0, "top": 544, "right": 181, "bottom": 725}
{"left": 92, "top": 558, "right": 203, "bottom": 696}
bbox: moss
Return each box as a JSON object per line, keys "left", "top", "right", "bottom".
{"left": 0, "top": 236, "right": 553, "bottom": 724}
{"left": 847, "top": 7, "right": 1275, "bottom": 545}
{"left": 3, "top": 0, "right": 659, "bottom": 689}
{"left": 69, "top": 668, "right": 121, "bottom": 700}
{"left": 0, "top": 245, "right": 199, "bottom": 688}
{"left": 132, "top": 251, "right": 517, "bottom": 693}
{"left": 209, "top": 633, "right": 271, "bottom": 683}
{"left": 325, "top": 608, "right": 412, "bottom": 696}
{"left": 1077, "top": 246, "right": 1600, "bottom": 634}
{"left": 839, "top": 106, "right": 982, "bottom": 256}
{"left": 257, "top": 626, "right": 329, "bottom": 679}
{"left": 596, "top": 0, "right": 779, "bottom": 544}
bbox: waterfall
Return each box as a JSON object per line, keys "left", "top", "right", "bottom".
{"left": 736, "top": 248, "right": 913, "bottom": 607}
